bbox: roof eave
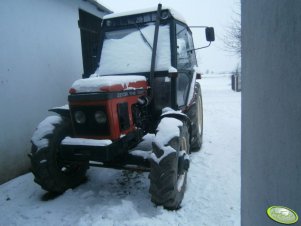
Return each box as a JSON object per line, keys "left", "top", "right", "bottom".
{"left": 84, "top": 0, "right": 113, "bottom": 14}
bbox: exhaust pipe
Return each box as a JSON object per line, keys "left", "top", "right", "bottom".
{"left": 149, "top": 3, "right": 162, "bottom": 98}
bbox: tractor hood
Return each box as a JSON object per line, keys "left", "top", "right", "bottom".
{"left": 69, "top": 75, "right": 147, "bottom": 94}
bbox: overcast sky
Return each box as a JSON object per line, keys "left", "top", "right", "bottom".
{"left": 98, "top": 0, "right": 240, "bottom": 73}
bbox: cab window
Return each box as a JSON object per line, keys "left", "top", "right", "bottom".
{"left": 176, "top": 24, "right": 197, "bottom": 70}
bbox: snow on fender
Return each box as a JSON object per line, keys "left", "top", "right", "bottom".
{"left": 150, "top": 116, "right": 183, "bottom": 164}
{"left": 31, "top": 115, "right": 62, "bottom": 151}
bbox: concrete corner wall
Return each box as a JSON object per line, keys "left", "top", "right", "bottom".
{"left": 242, "top": 0, "right": 301, "bottom": 225}
{"left": 0, "top": 0, "right": 108, "bottom": 184}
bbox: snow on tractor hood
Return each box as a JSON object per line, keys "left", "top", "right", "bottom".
{"left": 69, "top": 75, "right": 147, "bottom": 94}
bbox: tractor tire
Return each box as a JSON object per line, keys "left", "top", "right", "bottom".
{"left": 190, "top": 83, "right": 203, "bottom": 151}
{"left": 30, "top": 116, "right": 88, "bottom": 193}
{"left": 149, "top": 120, "right": 190, "bottom": 210}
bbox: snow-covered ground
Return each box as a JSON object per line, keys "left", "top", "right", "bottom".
{"left": 0, "top": 75, "right": 241, "bottom": 226}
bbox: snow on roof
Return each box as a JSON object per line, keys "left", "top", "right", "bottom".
{"left": 89, "top": 0, "right": 113, "bottom": 13}
{"left": 103, "top": 6, "right": 186, "bottom": 24}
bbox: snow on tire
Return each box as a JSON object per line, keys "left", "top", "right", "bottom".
{"left": 149, "top": 117, "right": 190, "bottom": 210}
{"left": 30, "top": 116, "right": 88, "bottom": 193}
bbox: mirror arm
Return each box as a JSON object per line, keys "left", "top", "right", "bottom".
{"left": 189, "top": 26, "right": 208, "bottom": 29}
{"left": 188, "top": 42, "right": 212, "bottom": 53}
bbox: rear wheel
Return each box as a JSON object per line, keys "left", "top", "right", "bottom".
{"left": 149, "top": 119, "right": 190, "bottom": 210}
{"left": 30, "top": 116, "right": 88, "bottom": 193}
{"left": 190, "top": 83, "right": 203, "bottom": 151}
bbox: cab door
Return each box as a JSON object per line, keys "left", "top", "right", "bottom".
{"left": 176, "top": 23, "right": 197, "bottom": 108}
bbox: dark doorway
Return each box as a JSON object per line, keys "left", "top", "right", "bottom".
{"left": 78, "top": 9, "right": 102, "bottom": 78}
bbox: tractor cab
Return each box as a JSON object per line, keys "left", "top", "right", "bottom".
{"left": 92, "top": 7, "right": 214, "bottom": 114}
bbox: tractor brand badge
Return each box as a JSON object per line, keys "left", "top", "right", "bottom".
{"left": 267, "top": 206, "right": 299, "bottom": 225}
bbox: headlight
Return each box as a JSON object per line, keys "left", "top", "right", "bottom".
{"left": 74, "top": 111, "right": 86, "bottom": 124}
{"left": 95, "top": 111, "right": 107, "bottom": 124}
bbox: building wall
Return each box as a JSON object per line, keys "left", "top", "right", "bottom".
{"left": 0, "top": 0, "right": 109, "bottom": 183}
{"left": 241, "top": 0, "right": 301, "bottom": 225}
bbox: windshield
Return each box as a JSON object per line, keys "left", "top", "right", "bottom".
{"left": 95, "top": 23, "right": 171, "bottom": 76}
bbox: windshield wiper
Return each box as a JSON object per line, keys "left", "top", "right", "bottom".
{"left": 135, "top": 23, "right": 153, "bottom": 51}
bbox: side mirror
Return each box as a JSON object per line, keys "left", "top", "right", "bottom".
{"left": 205, "top": 27, "right": 215, "bottom": 42}
{"left": 196, "top": 73, "right": 202, "bottom": 80}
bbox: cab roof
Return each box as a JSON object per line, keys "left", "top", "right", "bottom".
{"left": 103, "top": 6, "right": 187, "bottom": 24}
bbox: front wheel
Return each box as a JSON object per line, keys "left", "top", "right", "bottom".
{"left": 149, "top": 117, "right": 190, "bottom": 210}
{"left": 30, "top": 116, "right": 88, "bottom": 193}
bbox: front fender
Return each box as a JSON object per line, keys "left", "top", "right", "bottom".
{"left": 160, "top": 110, "right": 192, "bottom": 144}
{"left": 49, "top": 105, "right": 70, "bottom": 118}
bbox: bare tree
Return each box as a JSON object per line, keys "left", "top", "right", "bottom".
{"left": 224, "top": 2, "right": 241, "bottom": 56}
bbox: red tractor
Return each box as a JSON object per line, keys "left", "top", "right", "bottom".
{"left": 29, "top": 4, "right": 214, "bottom": 210}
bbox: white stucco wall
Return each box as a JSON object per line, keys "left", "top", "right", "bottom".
{"left": 242, "top": 0, "right": 301, "bottom": 225}
{"left": 0, "top": 0, "right": 109, "bottom": 183}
